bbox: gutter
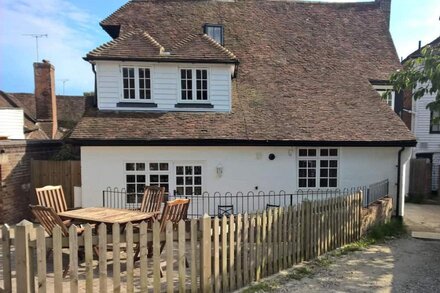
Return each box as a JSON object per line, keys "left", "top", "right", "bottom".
{"left": 67, "top": 138, "right": 418, "bottom": 148}
{"left": 396, "top": 146, "right": 405, "bottom": 219}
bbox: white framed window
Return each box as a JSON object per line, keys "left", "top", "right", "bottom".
{"left": 121, "top": 66, "right": 152, "bottom": 101}
{"left": 298, "top": 148, "right": 338, "bottom": 188}
{"left": 124, "top": 162, "right": 170, "bottom": 205}
{"left": 175, "top": 164, "right": 203, "bottom": 196}
{"left": 179, "top": 68, "right": 209, "bottom": 102}
{"left": 372, "top": 84, "right": 394, "bottom": 110}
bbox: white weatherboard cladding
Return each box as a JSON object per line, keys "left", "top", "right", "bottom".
{"left": 95, "top": 61, "right": 233, "bottom": 112}
{"left": 413, "top": 92, "right": 440, "bottom": 153}
{"left": 0, "top": 108, "right": 24, "bottom": 139}
{"left": 81, "top": 146, "right": 406, "bottom": 213}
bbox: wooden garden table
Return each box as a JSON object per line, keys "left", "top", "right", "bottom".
{"left": 58, "top": 207, "right": 158, "bottom": 225}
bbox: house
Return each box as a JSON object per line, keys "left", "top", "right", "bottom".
{"left": 70, "top": 0, "right": 416, "bottom": 216}
{"left": 402, "top": 36, "right": 440, "bottom": 192}
{"left": 0, "top": 61, "right": 92, "bottom": 223}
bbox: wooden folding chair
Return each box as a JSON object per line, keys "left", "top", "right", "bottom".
{"left": 140, "top": 186, "right": 165, "bottom": 215}
{"left": 29, "top": 205, "right": 97, "bottom": 278}
{"left": 135, "top": 198, "right": 190, "bottom": 276}
{"left": 35, "top": 185, "right": 68, "bottom": 213}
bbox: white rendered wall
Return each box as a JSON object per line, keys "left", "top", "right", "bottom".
{"left": 0, "top": 108, "right": 24, "bottom": 139}
{"left": 96, "top": 61, "right": 233, "bottom": 112}
{"left": 81, "top": 146, "right": 402, "bottom": 210}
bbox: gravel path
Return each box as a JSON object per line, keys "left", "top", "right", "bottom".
{"left": 272, "top": 237, "right": 440, "bottom": 293}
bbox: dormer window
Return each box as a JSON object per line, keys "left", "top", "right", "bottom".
{"left": 204, "top": 24, "right": 224, "bottom": 45}
{"left": 180, "top": 68, "right": 209, "bottom": 102}
{"left": 122, "top": 66, "right": 151, "bottom": 101}
{"left": 372, "top": 83, "right": 394, "bottom": 110}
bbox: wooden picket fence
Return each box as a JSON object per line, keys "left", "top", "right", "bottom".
{"left": 1, "top": 192, "right": 363, "bottom": 293}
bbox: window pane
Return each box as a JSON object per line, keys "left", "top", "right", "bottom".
{"left": 308, "top": 149, "right": 316, "bottom": 156}
{"left": 299, "top": 179, "right": 306, "bottom": 187}
{"left": 127, "top": 184, "right": 135, "bottom": 193}
{"left": 320, "top": 179, "right": 328, "bottom": 187}
{"left": 195, "top": 176, "right": 202, "bottom": 185}
{"left": 330, "top": 160, "right": 338, "bottom": 167}
{"left": 160, "top": 175, "right": 168, "bottom": 182}
{"left": 137, "top": 184, "right": 144, "bottom": 193}
{"left": 299, "top": 169, "right": 306, "bottom": 177}
{"left": 299, "top": 160, "right": 306, "bottom": 167}
{"left": 329, "top": 149, "right": 338, "bottom": 156}
{"left": 150, "top": 175, "right": 159, "bottom": 183}
{"left": 320, "top": 160, "right": 328, "bottom": 168}
{"left": 308, "top": 169, "right": 316, "bottom": 177}
{"left": 126, "top": 175, "right": 135, "bottom": 183}
{"left": 160, "top": 163, "right": 169, "bottom": 171}
{"left": 194, "top": 187, "right": 202, "bottom": 195}
{"left": 320, "top": 149, "right": 329, "bottom": 156}
{"left": 308, "top": 179, "right": 316, "bottom": 187}
{"left": 176, "top": 176, "right": 184, "bottom": 185}
{"left": 185, "top": 176, "right": 193, "bottom": 185}
{"left": 194, "top": 166, "right": 202, "bottom": 175}
{"left": 329, "top": 179, "right": 337, "bottom": 187}
{"left": 186, "top": 187, "right": 193, "bottom": 195}
{"left": 137, "top": 175, "right": 145, "bottom": 182}
{"left": 185, "top": 166, "right": 193, "bottom": 175}
{"left": 299, "top": 149, "right": 307, "bottom": 157}
{"left": 150, "top": 163, "right": 158, "bottom": 171}
{"left": 176, "top": 187, "right": 184, "bottom": 195}
{"left": 176, "top": 166, "right": 184, "bottom": 175}
{"left": 126, "top": 163, "right": 135, "bottom": 171}
{"left": 329, "top": 169, "right": 337, "bottom": 177}
{"left": 320, "top": 169, "right": 328, "bottom": 177}
{"left": 136, "top": 163, "right": 145, "bottom": 171}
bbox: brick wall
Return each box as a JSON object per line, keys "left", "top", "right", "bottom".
{"left": 0, "top": 140, "right": 61, "bottom": 224}
{"left": 361, "top": 197, "right": 393, "bottom": 235}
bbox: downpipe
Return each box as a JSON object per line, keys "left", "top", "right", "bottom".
{"left": 396, "top": 147, "right": 405, "bottom": 221}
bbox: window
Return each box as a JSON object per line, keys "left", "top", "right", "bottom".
{"left": 125, "top": 162, "right": 170, "bottom": 205}
{"left": 204, "top": 24, "right": 224, "bottom": 45}
{"left": 431, "top": 111, "right": 440, "bottom": 133}
{"left": 121, "top": 67, "right": 151, "bottom": 101}
{"left": 180, "top": 69, "right": 209, "bottom": 102}
{"left": 175, "top": 165, "right": 203, "bottom": 196}
{"left": 372, "top": 85, "right": 394, "bottom": 110}
{"left": 125, "top": 162, "right": 146, "bottom": 204}
{"left": 298, "top": 148, "right": 338, "bottom": 188}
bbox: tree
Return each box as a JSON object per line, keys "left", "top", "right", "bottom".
{"left": 387, "top": 44, "right": 440, "bottom": 112}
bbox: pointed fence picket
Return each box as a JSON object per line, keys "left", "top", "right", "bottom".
{"left": 0, "top": 191, "right": 367, "bottom": 293}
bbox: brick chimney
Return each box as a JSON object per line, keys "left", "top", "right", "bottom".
{"left": 34, "top": 60, "right": 58, "bottom": 138}
{"left": 376, "top": 0, "right": 391, "bottom": 29}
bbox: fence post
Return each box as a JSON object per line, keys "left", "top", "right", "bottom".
{"left": 358, "top": 190, "right": 363, "bottom": 239}
{"left": 200, "top": 214, "right": 212, "bottom": 293}
{"left": 15, "top": 220, "right": 34, "bottom": 293}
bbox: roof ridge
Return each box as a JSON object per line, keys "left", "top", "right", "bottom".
{"left": 88, "top": 29, "right": 164, "bottom": 57}
{"left": 172, "top": 33, "right": 237, "bottom": 60}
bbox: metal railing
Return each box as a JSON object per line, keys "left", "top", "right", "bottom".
{"left": 364, "top": 179, "right": 389, "bottom": 207}
{"left": 102, "top": 179, "right": 389, "bottom": 217}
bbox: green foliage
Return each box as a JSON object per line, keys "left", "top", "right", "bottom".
{"left": 367, "top": 218, "right": 407, "bottom": 242}
{"left": 51, "top": 144, "right": 79, "bottom": 161}
{"left": 387, "top": 44, "right": 440, "bottom": 113}
{"left": 243, "top": 281, "right": 276, "bottom": 293}
{"left": 285, "top": 267, "right": 313, "bottom": 280}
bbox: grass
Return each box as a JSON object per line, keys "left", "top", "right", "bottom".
{"left": 242, "top": 282, "right": 277, "bottom": 293}
{"left": 284, "top": 267, "right": 313, "bottom": 280}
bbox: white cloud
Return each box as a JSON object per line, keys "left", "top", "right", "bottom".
{"left": 0, "top": 0, "right": 101, "bottom": 95}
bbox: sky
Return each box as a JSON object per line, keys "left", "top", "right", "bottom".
{"left": 0, "top": 0, "right": 439, "bottom": 96}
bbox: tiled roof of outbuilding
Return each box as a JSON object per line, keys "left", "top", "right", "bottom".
{"left": 72, "top": 0, "right": 415, "bottom": 145}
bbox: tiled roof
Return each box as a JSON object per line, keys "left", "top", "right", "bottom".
{"left": 0, "top": 91, "right": 93, "bottom": 139}
{"left": 72, "top": 0, "right": 415, "bottom": 144}
{"left": 86, "top": 30, "right": 238, "bottom": 63}
{"left": 403, "top": 35, "right": 440, "bottom": 63}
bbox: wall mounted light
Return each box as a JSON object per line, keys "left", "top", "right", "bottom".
{"left": 269, "top": 153, "right": 276, "bottom": 160}
{"left": 216, "top": 164, "right": 223, "bottom": 177}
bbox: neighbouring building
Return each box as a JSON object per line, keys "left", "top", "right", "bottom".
{"left": 0, "top": 61, "right": 92, "bottom": 223}
{"left": 69, "top": 0, "right": 416, "bottom": 216}
{"left": 402, "top": 36, "right": 440, "bottom": 192}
